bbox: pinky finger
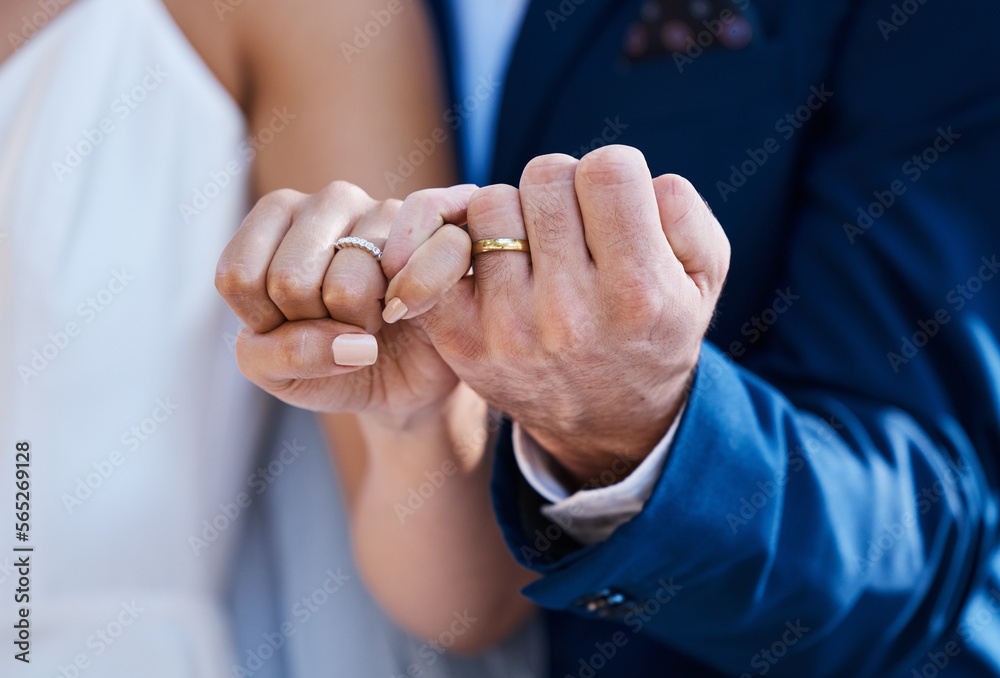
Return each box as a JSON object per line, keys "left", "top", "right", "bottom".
{"left": 382, "top": 225, "right": 471, "bottom": 323}
{"left": 651, "top": 173, "right": 731, "bottom": 297}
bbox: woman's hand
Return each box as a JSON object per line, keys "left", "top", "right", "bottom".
{"left": 217, "top": 181, "right": 537, "bottom": 651}
{"left": 215, "top": 181, "right": 477, "bottom": 423}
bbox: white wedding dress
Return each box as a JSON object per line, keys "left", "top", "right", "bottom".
{"left": 0, "top": 0, "right": 269, "bottom": 674}
{"left": 0, "top": 0, "right": 545, "bottom": 676}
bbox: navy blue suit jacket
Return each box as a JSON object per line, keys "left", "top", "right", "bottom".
{"left": 426, "top": 0, "right": 1000, "bottom": 675}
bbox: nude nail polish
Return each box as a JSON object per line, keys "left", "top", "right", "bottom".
{"left": 332, "top": 334, "right": 378, "bottom": 366}
{"left": 382, "top": 297, "right": 408, "bottom": 324}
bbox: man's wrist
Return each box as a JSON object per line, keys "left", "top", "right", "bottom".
{"left": 525, "top": 436, "right": 655, "bottom": 492}
{"left": 520, "top": 373, "right": 691, "bottom": 490}
{"left": 513, "top": 399, "right": 688, "bottom": 544}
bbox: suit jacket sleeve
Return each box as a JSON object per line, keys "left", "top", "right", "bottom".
{"left": 490, "top": 1, "right": 1000, "bottom": 675}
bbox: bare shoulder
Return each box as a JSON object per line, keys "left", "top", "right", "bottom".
{"left": 227, "top": 0, "right": 442, "bottom": 104}
{"left": 222, "top": 0, "right": 449, "bottom": 196}
{"left": 164, "top": 0, "right": 439, "bottom": 101}
{"left": 165, "top": 0, "right": 451, "bottom": 196}
{"left": 226, "top": 0, "right": 433, "bottom": 59}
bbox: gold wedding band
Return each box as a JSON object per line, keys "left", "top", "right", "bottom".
{"left": 471, "top": 238, "right": 531, "bottom": 255}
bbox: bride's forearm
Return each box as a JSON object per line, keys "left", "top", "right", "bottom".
{"left": 324, "top": 385, "right": 536, "bottom": 653}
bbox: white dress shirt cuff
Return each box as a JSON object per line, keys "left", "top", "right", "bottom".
{"left": 511, "top": 403, "right": 686, "bottom": 545}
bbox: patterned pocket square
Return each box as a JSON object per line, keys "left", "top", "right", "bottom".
{"left": 623, "top": 0, "right": 754, "bottom": 61}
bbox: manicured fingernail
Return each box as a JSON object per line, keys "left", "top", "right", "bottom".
{"left": 382, "top": 297, "right": 408, "bottom": 324}
{"left": 332, "top": 334, "right": 378, "bottom": 366}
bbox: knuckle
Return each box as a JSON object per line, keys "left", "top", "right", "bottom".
{"left": 322, "top": 273, "right": 372, "bottom": 316}
{"left": 266, "top": 268, "right": 315, "bottom": 307}
{"left": 538, "top": 305, "right": 593, "bottom": 354}
{"left": 576, "top": 145, "right": 648, "bottom": 188}
{"left": 253, "top": 187, "right": 303, "bottom": 216}
{"left": 616, "top": 280, "right": 668, "bottom": 323}
{"left": 406, "top": 187, "right": 448, "bottom": 212}
{"left": 520, "top": 153, "right": 578, "bottom": 187}
{"left": 438, "top": 224, "right": 473, "bottom": 254}
{"left": 239, "top": 188, "right": 302, "bottom": 237}
{"left": 395, "top": 190, "right": 446, "bottom": 233}
{"left": 215, "top": 260, "right": 262, "bottom": 298}
{"left": 316, "top": 180, "right": 369, "bottom": 206}
{"left": 468, "top": 184, "right": 521, "bottom": 226}
{"left": 381, "top": 197, "right": 404, "bottom": 217}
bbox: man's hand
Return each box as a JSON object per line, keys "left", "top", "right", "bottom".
{"left": 382, "top": 146, "right": 730, "bottom": 486}
{"left": 215, "top": 182, "right": 477, "bottom": 424}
